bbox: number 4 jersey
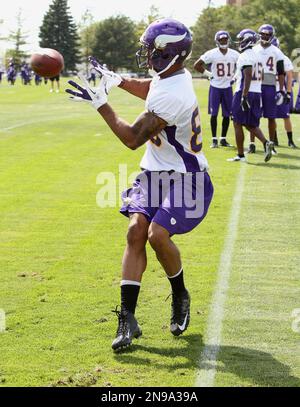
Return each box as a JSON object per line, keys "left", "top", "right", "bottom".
{"left": 253, "top": 43, "right": 285, "bottom": 86}
{"left": 200, "top": 48, "right": 240, "bottom": 88}
{"left": 141, "top": 69, "right": 208, "bottom": 173}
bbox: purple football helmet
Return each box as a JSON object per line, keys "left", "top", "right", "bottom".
{"left": 136, "top": 18, "right": 192, "bottom": 75}
{"left": 236, "top": 29, "right": 258, "bottom": 52}
{"left": 215, "top": 31, "right": 231, "bottom": 49}
{"left": 271, "top": 36, "right": 280, "bottom": 48}
{"left": 259, "top": 24, "right": 275, "bottom": 45}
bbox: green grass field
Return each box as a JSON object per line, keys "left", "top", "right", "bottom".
{"left": 0, "top": 78, "right": 299, "bottom": 387}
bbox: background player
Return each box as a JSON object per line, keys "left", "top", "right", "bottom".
{"left": 194, "top": 31, "right": 239, "bottom": 148}
{"left": 50, "top": 75, "right": 60, "bottom": 93}
{"left": 66, "top": 18, "right": 214, "bottom": 352}
{"left": 228, "top": 29, "right": 273, "bottom": 162}
{"left": 250, "top": 24, "right": 285, "bottom": 154}
{"left": 273, "top": 37, "right": 297, "bottom": 148}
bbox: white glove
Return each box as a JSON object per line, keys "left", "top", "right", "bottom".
{"left": 203, "top": 69, "right": 214, "bottom": 80}
{"left": 89, "top": 56, "right": 123, "bottom": 92}
{"left": 66, "top": 73, "right": 107, "bottom": 110}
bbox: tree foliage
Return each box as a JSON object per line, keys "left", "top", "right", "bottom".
{"left": 7, "top": 9, "right": 29, "bottom": 66}
{"left": 39, "top": 0, "right": 80, "bottom": 72}
{"left": 91, "top": 15, "right": 138, "bottom": 71}
{"left": 191, "top": 0, "right": 300, "bottom": 62}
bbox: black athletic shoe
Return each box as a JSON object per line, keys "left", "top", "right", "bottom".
{"left": 288, "top": 140, "right": 297, "bottom": 149}
{"left": 220, "top": 139, "right": 233, "bottom": 147}
{"left": 210, "top": 139, "right": 218, "bottom": 148}
{"left": 111, "top": 306, "right": 142, "bottom": 351}
{"left": 247, "top": 144, "right": 256, "bottom": 154}
{"left": 170, "top": 290, "right": 190, "bottom": 336}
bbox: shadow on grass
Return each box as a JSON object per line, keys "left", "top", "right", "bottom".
{"left": 114, "top": 334, "right": 300, "bottom": 387}
{"left": 247, "top": 161, "right": 300, "bottom": 170}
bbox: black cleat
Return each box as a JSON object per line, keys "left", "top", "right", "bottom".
{"left": 220, "top": 138, "right": 233, "bottom": 147}
{"left": 264, "top": 141, "right": 274, "bottom": 162}
{"left": 170, "top": 290, "right": 190, "bottom": 336}
{"left": 247, "top": 143, "right": 256, "bottom": 154}
{"left": 210, "top": 138, "right": 218, "bottom": 148}
{"left": 111, "top": 306, "right": 142, "bottom": 351}
{"left": 288, "top": 140, "right": 297, "bottom": 149}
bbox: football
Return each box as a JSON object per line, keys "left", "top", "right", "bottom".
{"left": 30, "top": 48, "right": 64, "bottom": 78}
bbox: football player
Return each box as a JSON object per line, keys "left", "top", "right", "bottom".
{"left": 194, "top": 31, "right": 239, "bottom": 148}
{"left": 66, "top": 19, "right": 214, "bottom": 352}
{"left": 273, "top": 37, "right": 297, "bottom": 148}
{"left": 250, "top": 24, "right": 285, "bottom": 154}
{"left": 228, "top": 29, "right": 273, "bottom": 162}
{"left": 49, "top": 75, "right": 60, "bottom": 93}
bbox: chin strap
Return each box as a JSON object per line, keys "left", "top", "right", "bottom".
{"left": 149, "top": 54, "right": 180, "bottom": 77}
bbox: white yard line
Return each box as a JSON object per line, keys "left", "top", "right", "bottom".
{"left": 0, "top": 115, "right": 81, "bottom": 133}
{"left": 195, "top": 163, "right": 247, "bottom": 387}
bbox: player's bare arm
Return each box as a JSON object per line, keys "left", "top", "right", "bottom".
{"left": 242, "top": 66, "right": 252, "bottom": 96}
{"left": 193, "top": 58, "right": 205, "bottom": 73}
{"left": 277, "top": 60, "right": 285, "bottom": 91}
{"left": 97, "top": 104, "right": 167, "bottom": 149}
{"left": 119, "top": 77, "right": 152, "bottom": 100}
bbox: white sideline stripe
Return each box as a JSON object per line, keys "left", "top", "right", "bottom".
{"left": 195, "top": 164, "right": 247, "bottom": 388}
{"left": 0, "top": 115, "right": 81, "bottom": 132}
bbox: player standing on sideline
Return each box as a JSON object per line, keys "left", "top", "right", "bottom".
{"left": 194, "top": 31, "right": 239, "bottom": 148}
{"left": 88, "top": 67, "right": 96, "bottom": 86}
{"left": 273, "top": 37, "right": 297, "bottom": 148}
{"left": 49, "top": 75, "right": 60, "bottom": 93}
{"left": 249, "top": 24, "right": 285, "bottom": 154}
{"left": 228, "top": 29, "right": 273, "bottom": 162}
{"left": 7, "top": 61, "right": 17, "bottom": 86}
{"left": 66, "top": 18, "right": 214, "bottom": 351}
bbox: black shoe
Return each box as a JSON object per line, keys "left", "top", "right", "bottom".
{"left": 170, "top": 290, "right": 190, "bottom": 336}
{"left": 247, "top": 144, "right": 256, "bottom": 154}
{"left": 111, "top": 306, "right": 142, "bottom": 351}
{"left": 220, "top": 138, "right": 233, "bottom": 147}
{"left": 288, "top": 140, "right": 297, "bottom": 149}
{"left": 210, "top": 139, "right": 218, "bottom": 148}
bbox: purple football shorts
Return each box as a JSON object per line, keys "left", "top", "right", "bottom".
{"left": 120, "top": 170, "right": 214, "bottom": 236}
{"left": 261, "top": 85, "right": 277, "bottom": 118}
{"left": 276, "top": 90, "right": 294, "bottom": 118}
{"left": 208, "top": 85, "right": 233, "bottom": 117}
{"left": 232, "top": 91, "right": 262, "bottom": 128}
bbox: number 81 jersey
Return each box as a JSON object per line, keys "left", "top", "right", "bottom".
{"left": 140, "top": 69, "right": 209, "bottom": 173}
{"left": 200, "top": 47, "right": 240, "bottom": 88}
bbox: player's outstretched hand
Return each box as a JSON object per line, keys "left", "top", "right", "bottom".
{"left": 241, "top": 95, "right": 250, "bottom": 112}
{"left": 89, "top": 56, "right": 123, "bottom": 91}
{"left": 65, "top": 73, "right": 107, "bottom": 110}
{"left": 276, "top": 91, "right": 285, "bottom": 106}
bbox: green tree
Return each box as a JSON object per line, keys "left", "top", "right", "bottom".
{"left": 78, "top": 9, "right": 96, "bottom": 75}
{"left": 135, "top": 5, "right": 162, "bottom": 42}
{"left": 39, "top": 0, "right": 80, "bottom": 72}
{"left": 7, "top": 9, "right": 29, "bottom": 66}
{"left": 91, "top": 15, "right": 138, "bottom": 71}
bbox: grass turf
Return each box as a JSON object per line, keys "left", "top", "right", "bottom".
{"left": 0, "top": 78, "right": 299, "bottom": 387}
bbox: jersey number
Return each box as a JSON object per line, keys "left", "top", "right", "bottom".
{"left": 216, "top": 63, "right": 235, "bottom": 77}
{"left": 266, "top": 56, "right": 274, "bottom": 72}
{"left": 190, "top": 107, "right": 202, "bottom": 153}
{"left": 252, "top": 62, "right": 263, "bottom": 81}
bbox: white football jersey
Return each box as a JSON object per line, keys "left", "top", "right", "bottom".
{"left": 200, "top": 48, "right": 240, "bottom": 88}
{"left": 235, "top": 48, "right": 263, "bottom": 94}
{"left": 140, "top": 69, "right": 208, "bottom": 173}
{"left": 253, "top": 44, "right": 285, "bottom": 85}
